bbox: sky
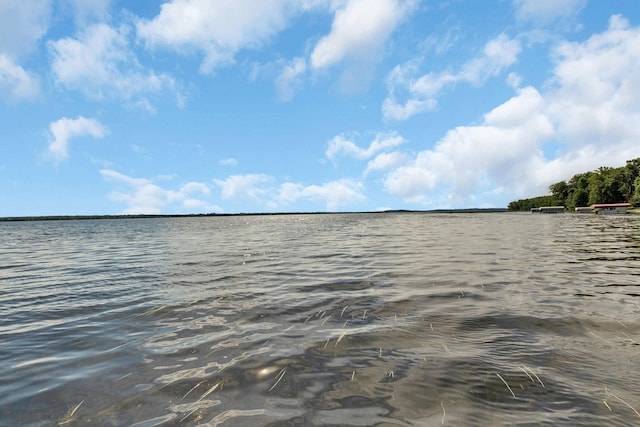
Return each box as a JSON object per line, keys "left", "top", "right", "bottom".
{"left": 2, "top": 0, "right": 640, "bottom": 216}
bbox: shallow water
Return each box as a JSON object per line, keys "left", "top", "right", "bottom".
{"left": 1, "top": 213, "right": 639, "bottom": 426}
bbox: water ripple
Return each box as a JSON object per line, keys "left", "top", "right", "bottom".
{"left": 1, "top": 214, "right": 639, "bottom": 426}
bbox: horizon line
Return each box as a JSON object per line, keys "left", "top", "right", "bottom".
{"left": 0, "top": 208, "right": 510, "bottom": 221}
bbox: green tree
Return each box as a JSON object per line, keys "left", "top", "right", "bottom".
{"left": 566, "top": 187, "right": 589, "bottom": 209}
{"left": 632, "top": 176, "right": 640, "bottom": 206}
{"left": 566, "top": 172, "right": 593, "bottom": 209}
{"left": 605, "top": 167, "right": 626, "bottom": 202}
{"left": 508, "top": 157, "right": 640, "bottom": 210}
{"left": 588, "top": 172, "right": 605, "bottom": 204}
{"left": 588, "top": 167, "right": 625, "bottom": 204}
{"left": 549, "top": 181, "right": 569, "bottom": 206}
{"left": 508, "top": 195, "right": 557, "bottom": 211}
{"left": 624, "top": 158, "right": 640, "bottom": 202}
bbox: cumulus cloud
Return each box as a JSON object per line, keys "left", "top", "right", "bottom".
{"left": 278, "top": 179, "right": 366, "bottom": 211}
{"left": 382, "top": 15, "right": 640, "bottom": 207}
{"left": 137, "top": 0, "right": 415, "bottom": 75}
{"left": 47, "top": 116, "right": 108, "bottom": 161}
{"left": 102, "top": 168, "right": 366, "bottom": 213}
{"left": 135, "top": 0, "right": 415, "bottom": 98}
{"left": 49, "top": 23, "right": 174, "bottom": 105}
{"left": 547, "top": 15, "right": 640, "bottom": 151}
{"left": 383, "top": 33, "right": 521, "bottom": 120}
{"left": 136, "top": 0, "right": 295, "bottom": 74}
{"left": 384, "top": 86, "right": 553, "bottom": 205}
{"left": 364, "top": 151, "right": 407, "bottom": 176}
{"left": 211, "top": 173, "right": 366, "bottom": 211}
{"left": 100, "top": 169, "right": 215, "bottom": 214}
{"left": 176, "top": 181, "right": 211, "bottom": 197}
{"left": 461, "top": 34, "right": 522, "bottom": 84}
{"left": 310, "top": 0, "right": 417, "bottom": 70}
{"left": 214, "top": 174, "right": 273, "bottom": 201}
{"left": 326, "top": 132, "right": 405, "bottom": 162}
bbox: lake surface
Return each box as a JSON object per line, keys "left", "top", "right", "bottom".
{"left": 1, "top": 212, "right": 639, "bottom": 426}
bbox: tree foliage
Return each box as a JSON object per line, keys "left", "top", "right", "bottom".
{"left": 508, "top": 157, "right": 640, "bottom": 211}
{"left": 633, "top": 176, "right": 640, "bottom": 206}
{"left": 508, "top": 195, "right": 558, "bottom": 212}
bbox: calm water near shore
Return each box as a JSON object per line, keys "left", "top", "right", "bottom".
{"left": 1, "top": 212, "right": 639, "bottom": 426}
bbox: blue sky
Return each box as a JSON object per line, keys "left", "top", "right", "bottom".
{"left": 2, "top": 0, "right": 640, "bottom": 215}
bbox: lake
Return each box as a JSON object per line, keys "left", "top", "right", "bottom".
{"left": 1, "top": 212, "right": 639, "bottom": 426}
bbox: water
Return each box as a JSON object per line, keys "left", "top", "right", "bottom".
{"left": 1, "top": 213, "right": 639, "bottom": 426}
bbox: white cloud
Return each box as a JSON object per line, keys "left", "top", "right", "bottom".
{"left": 381, "top": 60, "right": 438, "bottom": 119}
{"left": 0, "top": 1, "right": 49, "bottom": 101}
{"left": 0, "top": 55, "right": 40, "bottom": 101}
{"left": 173, "top": 182, "right": 211, "bottom": 198}
{"left": 302, "top": 179, "right": 366, "bottom": 211}
{"left": 310, "top": 0, "right": 417, "bottom": 70}
{"left": 383, "top": 34, "right": 521, "bottom": 120}
{"left": 101, "top": 167, "right": 366, "bottom": 213}
{"left": 460, "top": 34, "right": 522, "bottom": 85}
{"left": 278, "top": 179, "right": 366, "bottom": 211}
{"left": 384, "top": 86, "right": 554, "bottom": 205}
{"left": 547, "top": 15, "right": 640, "bottom": 150}
{"left": 136, "top": 0, "right": 295, "bottom": 74}
{"left": 182, "top": 198, "right": 217, "bottom": 211}
{"left": 383, "top": 162, "right": 439, "bottom": 204}
{"left": 214, "top": 174, "right": 273, "bottom": 200}
{"left": 382, "top": 15, "right": 640, "bottom": 207}
{"left": 422, "top": 27, "right": 461, "bottom": 56}
{"left": 49, "top": 23, "right": 174, "bottom": 104}
{"left": 0, "top": 0, "right": 51, "bottom": 59}
{"left": 47, "top": 116, "right": 108, "bottom": 161}
{"left": 277, "top": 182, "right": 305, "bottom": 206}
{"left": 506, "top": 72, "right": 522, "bottom": 89}
{"left": 66, "top": 0, "right": 112, "bottom": 25}
{"left": 100, "top": 169, "right": 214, "bottom": 214}
{"left": 382, "top": 97, "right": 436, "bottom": 122}
{"left": 104, "top": 176, "right": 166, "bottom": 214}
{"left": 326, "top": 132, "right": 405, "bottom": 162}
{"left": 219, "top": 158, "right": 239, "bottom": 166}
{"left": 275, "top": 57, "right": 307, "bottom": 101}
{"left": 364, "top": 151, "right": 406, "bottom": 176}
{"left": 212, "top": 173, "right": 366, "bottom": 211}
{"left": 137, "top": 0, "right": 415, "bottom": 73}
{"left": 135, "top": 0, "right": 414, "bottom": 97}
{"left": 514, "top": 0, "right": 586, "bottom": 25}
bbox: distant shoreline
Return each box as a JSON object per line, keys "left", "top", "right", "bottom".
{"left": 0, "top": 208, "right": 509, "bottom": 222}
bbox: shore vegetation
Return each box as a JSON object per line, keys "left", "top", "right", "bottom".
{"left": 509, "top": 158, "right": 640, "bottom": 211}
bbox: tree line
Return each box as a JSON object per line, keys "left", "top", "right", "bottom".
{"left": 508, "top": 158, "right": 640, "bottom": 211}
